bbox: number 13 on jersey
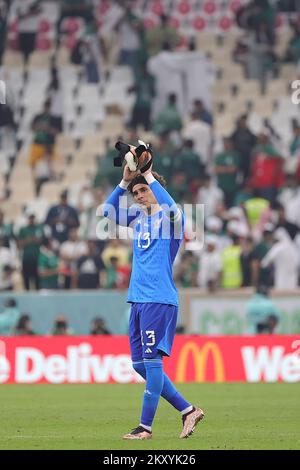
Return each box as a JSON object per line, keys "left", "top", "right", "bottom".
{"left": 137, "top": 232, "right": 151, "bottom": 249}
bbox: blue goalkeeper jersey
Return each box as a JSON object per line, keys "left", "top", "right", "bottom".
{"left": 103, "top": 180, "right": 184, "bottom": 306}
{"left": 128, "top": 209, "right": 184, "bottom": 306}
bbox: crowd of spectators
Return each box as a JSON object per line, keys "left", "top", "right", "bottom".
{"left": 0, "top": 0, "right": 300, "bottom": 296}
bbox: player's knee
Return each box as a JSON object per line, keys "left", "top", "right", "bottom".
{"left": 132, "top": 361, "right": 146, "bottom": 379}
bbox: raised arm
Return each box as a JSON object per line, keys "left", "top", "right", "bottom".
{"left": 144, "top": 172, "right": 182, "bottom": 223}
{"left": 102, "top": 165, "right": 141, "bottom": 226}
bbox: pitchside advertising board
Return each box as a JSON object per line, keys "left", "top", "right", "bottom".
{"left": 0, "top": 336, "right": 299, "bottom": 384}
{"left": 188, "top": 297, "right": 300, "bottom": 334}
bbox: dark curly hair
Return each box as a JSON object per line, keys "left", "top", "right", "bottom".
{"left": 128, "top": 171, "right": 167, "bottom": 193}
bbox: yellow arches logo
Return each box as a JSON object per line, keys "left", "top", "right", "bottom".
{"left": 175, "top": 341, "right": 225, "bottom": 383}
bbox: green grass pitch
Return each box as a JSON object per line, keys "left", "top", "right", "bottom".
{"left": 0, "top": 383, "right": 299, "bottom": 450}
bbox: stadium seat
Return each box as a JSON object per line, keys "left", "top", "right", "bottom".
{"left": 41, "top": 182, "right": 66, "bottom": 202}
{"left": 151, "top": 1, "right": 165, "bottom": 16}
{"left": 63, "top": 34, "right": 78, "bottom": 50}
{"left": 97, "top": 1, "right": 111, "bottom": 16}
{"left": 8, "top": 20, "right": 18, "bottom": 33}
{"left": 229, "top": 1, "right": 242, "bottom": 13}
{"left": 61, "top": 17, "right": 83, "bottom": 35}
{"left": 193, "top": 16, "right": 207, "bottom": 31}
{"left": 143, "top": 17, "right": 157, "bottom": 30}
{"left": 36, "top": 35, "right": 53, "bottom": 51}
{"left": 170, "top": 16, "right": 182, "bottom": 29}
{"left": 218, "top": 16, "right": 233, "bottom": 31}
{"left": 177, "top": 1, "right": 192, "bottom": 15}
{"left": 3, "top": 50, "right": 23, "bottom": 67}
{"left": 29, "top": 51, "right": 52, "bottom": 70}
{"left": 56, "top": 47, "right": 70, "bottom": 67}
{"left": 203, "top": 1, "right": 217, "bottom": 15}
{"left": 38, "top": 19, "right": 52, "bottom": 34}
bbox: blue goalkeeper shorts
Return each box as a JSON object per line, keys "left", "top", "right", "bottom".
{"left": 129, "top": 302, "right": 178, "bottom": 361}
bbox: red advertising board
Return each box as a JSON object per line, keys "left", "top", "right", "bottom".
{"left": 0, "top": 336, "right": 299, "bottom": 384}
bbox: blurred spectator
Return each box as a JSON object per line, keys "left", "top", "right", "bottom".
{"left": 115, "top": 0, "right": 143, "bottom": 71}
{"left": 236, "top": 0, "right": 276, "bottom": 37}
{"left": 175, "top": 325, "right": 186, "bottom": 334}
{"left": 0, "top": 209, "right": 14, "bottom": 248}
{"left": 0, "top": 235, "right": 15, "bottom": 291}
{"left": 93, "top": 139, "right": 123, "bottom": 188}
{"left": 284, "top": 20, "right": 300, "bottom": 63}
{"left": 48, "top": 65, "right": 63, "bottom": 133}
{"left": 231, "top": 115, "right": 256, "bottom": 182}
{"left": 16, "top": 0, "right": 42, "bottom": 65}
{"left": 18, "top": 211, "right": 43, "bottom": 290}
{"left": 221, "top": 235, "right": 242, "bottom": 289}
{"left": 233, "top": 180, "right": 253, "bottom": 207}
{"left": 168, "top": 172, "right": 188, "bottom": 205}
{"left": 197, "top": 174, "right": 224, "bottom": 218}
{"left": 0, "top": 98, "right": 17, "bottom": 194}
{"left": 79, "top": 188, "right": 106, "bottom": 255}
{"left": 70, "top": 19, "right": 102, "bottom": 83}
{"left": 249, "top": 130, "right": 284, "bottom": 204}
{"left": 251, "top": 224, "right": 274, "bottom": 287}
{"left": 153, "top": 93, "right": 182, "bottom": 136}
{"left": 243, "top": 190, "right": 270, "bottom": 230}
{"left": 191, "top": 99, "right": 213, "bottom": 126}
{"left": 51, "top": 315, "right": 73, "bottom": 335}
{"left": 153, "top": 131, "right": 176, "bottom": 182}
{"left": 261, "top": 227, "right": 299, "bottom": 290}
{"left": 59, "top": 228, "right": 88, "bottom": 289}
{"left": 14, "top": 314, "right": 36, "bottom": 335}
{"left": 246, "top": 285, "right": 280, "bottom": 334}
{"left": 274, "top": 202, "right": 299, "bottom": 240}
{"left": 29, "top": 100, "right": 58, "bottom": 196}
{"left": 101, "top": 239, "right": 130, "bottom": 268}
{"left": 0, "top": 2, "right": 7, "bottom": 66}
{"left": 240, "top": 236, "right": 255, "bottom": 287}
{"left": 77, "top": 240, "right": 106, "bottom": 289}
{"left": 128, "top": 63, "right": 155, "bottom": 131}
{"left": 57, "top": 0, "right": 94, "bottom": 38}
{"left": 103, "top": 256, "right": 131, "bottom": 289}
{"left": 205, "top": 216, "right": 229, "bottom": 252}
{"left": 174, "top": 251, "right": 198, "bottom": 288}
{"left": 287, "top": 122, "right": 300, "bottom": 173}
{"left": 0, "top": 299, "right": 20, "bottom": 335}
{"left": 278, "top": 175, "right": 300, "bottom": 226}
{"left": 174, "top": 140, "right": 205, "bottom": 185}
{"left": 215, "top": 137, "right": 240, "bottom": 208}
{"left": 45, "top": 190, "right": 79, "bottom": 244}
{"left": 146, "top": 14, "right": 180, "bottom": 56}
{"left": 84, "top": 18, "right": 102, "bottom": 83}
{"left": 183, "top": 112, "right": 212, "bottom": 167}
{"left": 38, "top": 237, "right": 59, "bottom": 289}
{"left": 90, "top": 317, "right": 111, "bottom": 335}
{"left": 197, "top": 235, "right": 222, "bottom": 292}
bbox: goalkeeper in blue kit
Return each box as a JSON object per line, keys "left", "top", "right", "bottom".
{"left": 103, "top": 160, "right": 204, "bottom": 440}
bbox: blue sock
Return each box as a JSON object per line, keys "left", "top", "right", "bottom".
{"left": 133, "top": 361, "right": 191, "bottom": 415}
{"left": 140, "top": 360, "right": 164, "bottom": 428}
{"left": 162, "top": 374, "right": 191, "bottom": 412}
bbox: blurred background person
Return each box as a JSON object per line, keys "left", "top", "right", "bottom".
{"left": 14, "top": 313, "right": 36, "bottom": 335}
{"left": 246, "top": 285, "right": 281, "bottom": 334}
{"left": 50, "top": 315, "right": 73, "bottom": 336}
{"left": 0, "top": 298, "right": 20, "bottom": 335}
{"left": 90, "top": 316, "right": 111, "bottom": 335}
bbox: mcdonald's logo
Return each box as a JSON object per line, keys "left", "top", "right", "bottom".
{"left": 175, "top": 341, "right": 225, "bottom": 383}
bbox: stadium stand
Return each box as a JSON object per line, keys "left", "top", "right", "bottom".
{"left": 0, "top": 0, "right": 299, "bottom": 317}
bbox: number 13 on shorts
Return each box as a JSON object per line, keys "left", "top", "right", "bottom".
{"left": 141, "top": 330, "right": 156, "bottom": 346}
